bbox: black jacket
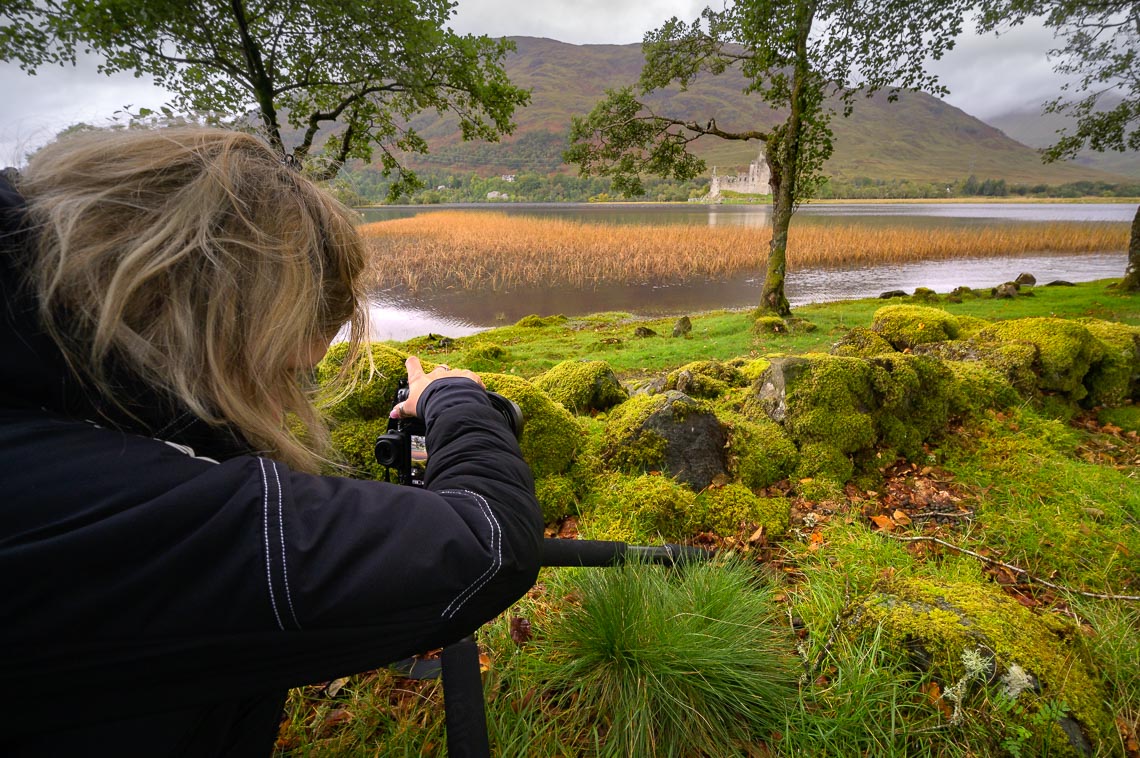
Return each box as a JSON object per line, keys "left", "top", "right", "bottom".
{"left": 0, "top": 175, "right": 543, "bottom": 755}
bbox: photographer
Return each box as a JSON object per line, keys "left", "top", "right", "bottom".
{"left": 0, "top": 128, "right": 542, "bottom": 755}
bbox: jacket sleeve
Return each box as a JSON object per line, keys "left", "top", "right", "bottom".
{"left": 0, "top": 379, "right": 543, "bottom": 733}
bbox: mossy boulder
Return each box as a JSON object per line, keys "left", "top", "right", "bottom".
{"left": 515, "top": 314, "right": 568, "bottom": 328}
{"left": 664, "top": 360, "right": 748, "bottom": 400}
{"left": 601, "top": 392, "right": 728, "bottom": 490}
{"left": 728, "top": 357, "right": 772, "bottom": 384}
{"left": 752, "top": 355, "right": 878, "bottom": 455}
{"left": 872, "top": 305, "right": 961, "bottom": 350}
{"left": 317, "top": 342, "right": 411, "bottom": 421}
{"left": 1078, "top": 318, "right": 1140, "bottom": 405}
{"left": 482, "top": 373, "right": 584, "bottom": 478}
{"left": 752, "top": 316, "right": 789, "bottom": 335}
{"left": 585, "top": 473, "right": 697, "bottom": 542}
{"left": 944, "top": 361, "right": 1021, "bottom": 417}
{"left": 534, "top": 360, "right": 629, "bottom": 415}
{"left": 794, "top": 442, "right": 854, "bottom": 484}
{"left": 915, "top": 339, "right": 1040, "bottom": 397}
{"left": 693, "top": 483, "right": 790, "bottom": 537}
{"left": 867, "top": 354, "right": 956, "bottom": 459}
{"left": 831, "top": 326, "right": 897, "bottom": 358}
{"left": 973, "top": 318, "right": 1103, "bottom": 400}
{"left": 534, "top": 474, "right": 578, "bottom": 524}
{"left": 720, "top": 410, "right": 799, "bottom": 489}
{"left": 851, "top": 578, "right": 1114, "bottom": 755}
{"left": 329, "top": 417, "right": 389, "bottom": 480}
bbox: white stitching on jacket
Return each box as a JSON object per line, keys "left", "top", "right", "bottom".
{"left": 439, "top": 488, "right": 502, "bottom": 619}
{"left": 269, "top": 460, "right": 301, "bottom": 629}
{"left": 259, "top": 458, "right": 285, "bottom": 631}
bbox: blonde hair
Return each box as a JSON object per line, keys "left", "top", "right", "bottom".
{"left": 20, "top": 127, "right": 369, "bottom": 473}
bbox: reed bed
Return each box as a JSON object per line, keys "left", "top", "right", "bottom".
{"left": 360, "top": 211, "right": 1129, "bottom": 292}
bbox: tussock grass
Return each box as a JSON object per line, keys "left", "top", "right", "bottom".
{"left": 360, "top": 211, "right": 1128, "bottom": 292}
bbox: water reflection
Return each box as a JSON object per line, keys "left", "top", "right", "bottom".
{"left": 367, "top": 251, "right": 1129, "bottom": 343}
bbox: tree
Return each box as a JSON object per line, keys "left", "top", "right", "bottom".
{"left": 0, "top": 0, "right": 529, "bottom": 193}
{"left": 978, "top": 1, "right": 1140, "bottom": 291}
{"left": 565, "top": 0, "right": 969, "bottom": 314}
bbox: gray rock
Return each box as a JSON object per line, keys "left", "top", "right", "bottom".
{"left": 672, "top": 316, "right": 692, "bottom": 337}
{"left": 879, "top": 289, "right": 908, "bottom": 299}
{"left": 1014, "top": 272, "right": 1037, "bottom": 286}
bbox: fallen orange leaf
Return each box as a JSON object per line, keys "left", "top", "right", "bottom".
{"left": 870, "top": 514, "right": 895, "bottom": 531}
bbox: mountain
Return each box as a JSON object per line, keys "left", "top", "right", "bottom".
{"left": 399, "top": 37, "right": 1134, "bottom": 186}
{"left": 984, "top": 95, "right": 1140, "bottom": 179}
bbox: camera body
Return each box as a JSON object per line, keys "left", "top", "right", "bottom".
{"left": 374, "top": 380, "right": 523, "bottom": 487}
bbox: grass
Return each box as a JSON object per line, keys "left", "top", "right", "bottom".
{"left": 279, "top": 280, "right": 1140, "bottom": 757}
{"left": 360, "top": 211, "right": 1128, "bottom": 293}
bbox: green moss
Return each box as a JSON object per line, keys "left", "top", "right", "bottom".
{"left": 329, "top": 417, "right": 390, "bottom": 480}
{"left": 465, "top": 342, "right": 510, "bottom": 372}
{"left": 871, "top": 305, "right": 961, "bottom": 350}
{"left": 516, "top": 314, "right": 568, "bottom": 328}
{"left": 974, "top": 318, "right": 1103, "bottom": 400}
{"left": 945, "top": 361, "right": 1020, "bottom": 417}
{"left": 585, "top": 473, "right": 697, "bottom": 541}
{"left": 721, "top": 410, "right": 799, "bottom": 489}
{"left": 795, "top": 442, "right": 854, "bottom": 483}
{"left": 955, "top": 314, "right": 991, "bottom": 339}
{"left": 664, "top": 359, "right": 747, "bottom": 399}
{"left": 694, "top": 483, "right": 790, "bottom": 537}
{"left": 317, "top": 342, "right": 410, "bottom": 421}
{"left": 795, "top": 476, "right": 847, "bottom": 502}
{"left": 852, "top": 578, "right": 1114, "bottom": 752}
{"left": 752, "top": 316, "right": 789, "bottom": 335}
{"left": 1078, "top": 318, "right": 1140, "bottom": 406}
{"left": 867, "top": 354, "right": 955, "bottom": 459}
{"left": 482, "top": 373, "right": 584, "bottom": 477}
{"left": 1096, "top": 404, "right": 1140, "bottom": 432}
{"left": 533, "top": 359, "right": 629, "bottom": 414}
{"left": 780, "top": 356, "right": 878, "bottom": 454}
{"left": 730, "top": 357, "right": 772, "bottom": 383}
{"left": 599, "top": 394, "right": 670, "bottom": 474}
{"left": 830, "top": 326, "right": 896, "bottom": 358}
{"left": 534, "top": 474, "right": 578, "bottom": 524}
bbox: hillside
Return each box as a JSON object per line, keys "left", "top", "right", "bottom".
{"left": 399, "top": 37, "right": 1132, "bottom": 186}
{"left": 985, "top": 95, "right": 1140, "bottom": 179}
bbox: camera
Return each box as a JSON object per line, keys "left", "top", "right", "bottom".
{"left": 374, "top": 379, "right": 523, "bottom": 487}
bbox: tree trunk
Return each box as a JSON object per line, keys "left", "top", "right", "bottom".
{"left": 1122, "top": 203, "right": 1140, "bottom": 292}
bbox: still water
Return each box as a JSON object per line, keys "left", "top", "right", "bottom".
{"left": 359, "top": 202, "right": 1134, "bottom": 341}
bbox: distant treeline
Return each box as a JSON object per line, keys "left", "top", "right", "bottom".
{"left": 335, "top": 165, "right": 1140, "bottom": 206}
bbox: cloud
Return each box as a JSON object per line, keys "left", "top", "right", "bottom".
{"left": 450, "top": 0, "right": 710, "bottom": 44}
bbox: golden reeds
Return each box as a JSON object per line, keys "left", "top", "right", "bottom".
{"left": 360, "top": 210, "right": 1129, "bottom": 292}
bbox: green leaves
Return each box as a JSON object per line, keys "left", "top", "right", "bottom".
{"left": 2, "top": 0, "right": 529, "bottom": 188}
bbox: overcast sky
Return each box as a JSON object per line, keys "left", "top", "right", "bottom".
{"left": 0, "top": 1, "right": 1070, "bottom": 166}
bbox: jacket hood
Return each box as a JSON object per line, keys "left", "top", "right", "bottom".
{"left": 0, "top": 173, "right": 253, "bottom": 459}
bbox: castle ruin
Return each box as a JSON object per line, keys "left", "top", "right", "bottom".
{"left": 701, "top": 149, "right": 772, "bottom": 201}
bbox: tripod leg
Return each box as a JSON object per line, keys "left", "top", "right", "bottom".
{"left": 440, "top": 635, "right": 491, "bottom": 758}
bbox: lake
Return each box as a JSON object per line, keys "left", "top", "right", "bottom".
{"left": 358, "top": 202, "right": 1134, "bottom": 341}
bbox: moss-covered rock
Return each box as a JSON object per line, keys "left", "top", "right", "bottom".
{"left": 482, "top": 373, "right": 584, "bottom": 478}
{"left": 515, "top": 314, "right": 568, "bottom": 328}
{"left": 872, "top": 304, "right": 961, "bottom": 348}
{"left": 955, "top": 314, "right": 991, "bottom": 339}
{"left": 754, "top": 355, "right": 878, "bottom": 455}
{"left": 851, "top": 578, "right": 1114, "bottom": 755}
{"left": 794, "top": 442, "right": 854, "bottom": 484}
{"left": 1078, "top": 318, "right": 1140, "bottom": 405}
{"left": 867, "top": 353, "right": 956, "bottom": 459}
{"left": 317, "top": 342, "right": 411, "bottom": 421}
{"left": 329, "top": 417, "right": 390, "bottom": 480}
{"left": 728, "top": 357, "right": 772, "bottom": 384}
{"left": 831, "top": 326, "right": 897, "bottom": 358}
{"left": 973, "top": 318, "right": 1103, "bottom": 400}
{"left": 944, "top": 361, "right": 1021, "bottom": 417}
{"left": 601, "top": 391, "right": 728, "bottom": 490}
{"left": 585, "top": 473, "right": 697, "bottom": 542}
{"left": 721, "top": 411, "right": 799, "bottom": 489}
{"left": 534, "top": 474, "right": 578, "bottom": 524}
{"left": 664, "top": 360, "right": 748, "bottom": 400}
{"left": 872, "top": 305, "right": 961, "bottom": 350}
{"left": 693, "top": 483, "right": 790, "bottom": 537}
{"left": 534, "top": 360, "right": 629, "bottom": 415}
{"left": 752, "top": 315, "right": 789, "bottom": 335}
{"left": 915, "top": 340, "right": 1040, "bottom": 397}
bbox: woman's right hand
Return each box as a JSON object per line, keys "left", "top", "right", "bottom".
{"left": 394, "top": 356, "right": 483, "bottom": 419}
